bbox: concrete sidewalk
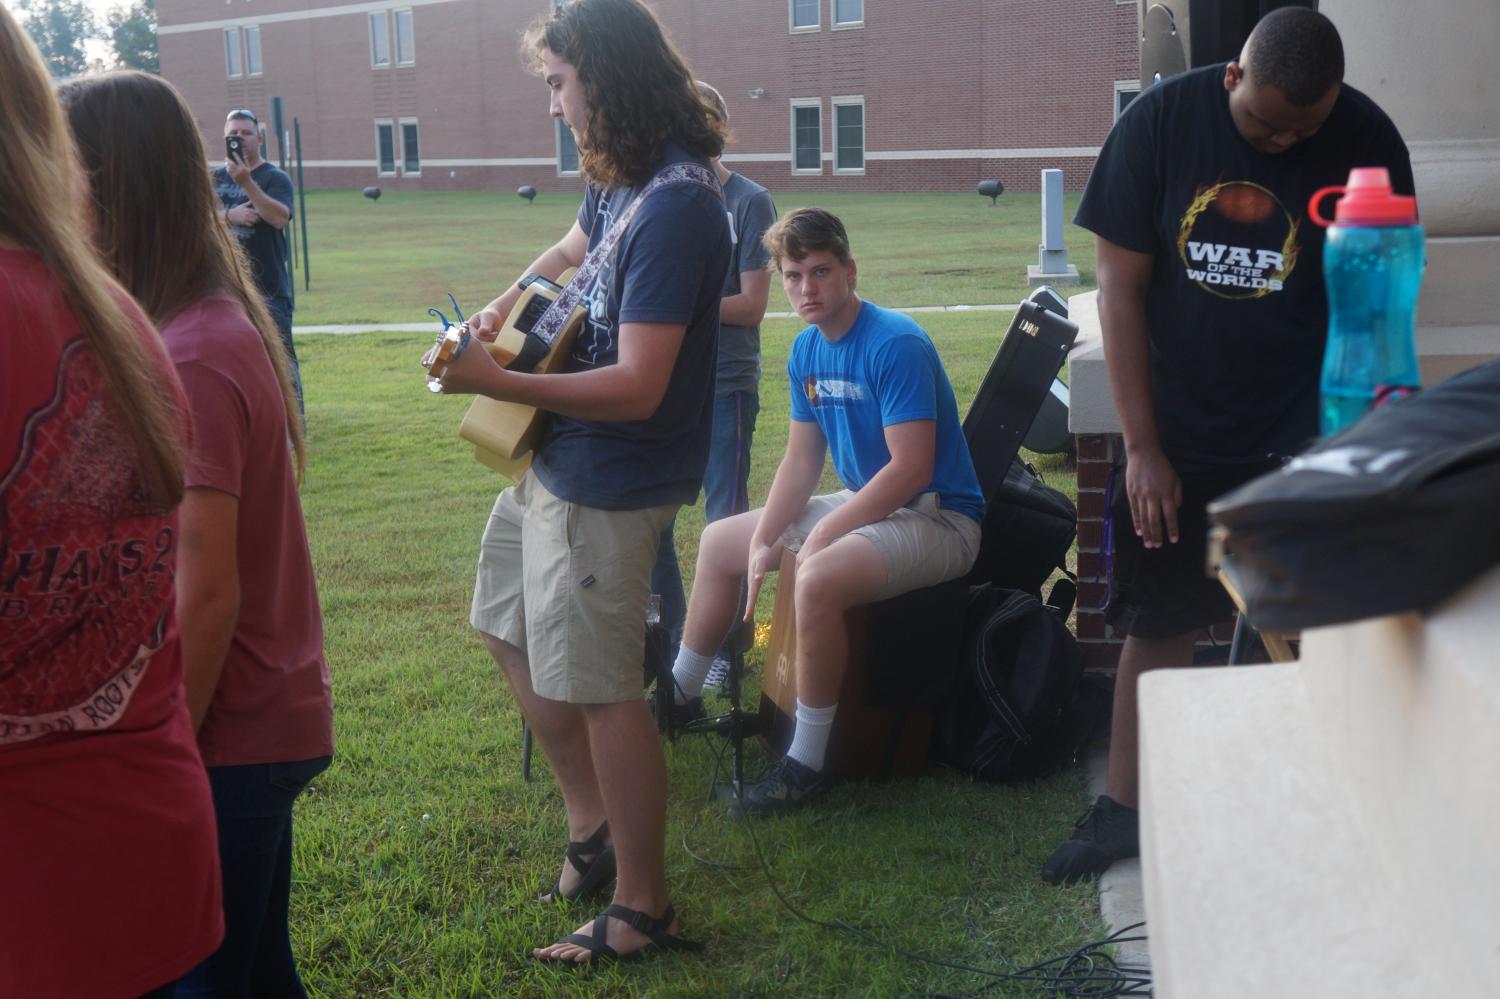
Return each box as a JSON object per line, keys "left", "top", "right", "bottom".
{"left": 290, "top": 302, "right": 1016, "bottom": 335}
{"left": 1087, "top": 748, "right": 1153, "bottom": 982}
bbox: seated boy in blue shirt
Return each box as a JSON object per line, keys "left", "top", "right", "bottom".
{"left": 667, "top": 208, "right": 985, "bottom": 815}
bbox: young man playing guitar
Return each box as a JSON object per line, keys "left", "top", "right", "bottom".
{"left": 428, "top": 0, "right": 730, "bottom": 964}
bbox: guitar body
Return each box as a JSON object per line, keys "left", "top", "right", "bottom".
{"left": 459, "top": 269, "right": 587, "bottom": 472}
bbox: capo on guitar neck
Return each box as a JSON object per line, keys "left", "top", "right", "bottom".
{"left": 424, "top": 292, "right": 471, "bottom": 392}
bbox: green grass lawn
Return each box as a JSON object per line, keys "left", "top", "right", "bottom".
{"left": 287, "top": 190, "right": 1095, "bottom": 326}
{"left": 291, "top": 310, "right": 1097, "bottom": 997}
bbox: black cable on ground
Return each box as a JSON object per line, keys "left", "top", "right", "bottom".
{"left": 681, "top": 732, "right": 1154, "bottom": 997}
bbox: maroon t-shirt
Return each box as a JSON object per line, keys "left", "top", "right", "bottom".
{"left": 162, "top": 295, "right": 333, "bottom": 767}
{"left": 0, "top": 249, "right": 224, "bottom": 997}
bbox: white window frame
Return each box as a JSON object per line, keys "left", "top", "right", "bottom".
{"left": 790, "top": 98, "right": 823, "bottom": 174}
{"left": 556, "top": 119, "right": 580, "bottom": 177}
{"left": 394, "top": 9, "right": 415, "bottom": 66}
{"left": 374, "top": 119, "right": 397, "bottom": 176}
{"left": 398, "top": 117, "right": 421, "bottom": 176}
{"left": 369, "top": 12, "right": 391, "bottom": 68}
{"left": 224, "top": 28, "right": 242, "bottom": 77}
{"left": 244, "top": 25, "right": 262, "bottom": 77}
{"left": 1114, "top": 79, "right": 1142, "bottom": 121}
{"left": 832, "top": 0, "right": 863, "bottom": 29}
{"left": 832, "top": 95, "right": 866, "bottom": 174}
{"left": 789, "top": 0, "right": 819, "bottom": 33}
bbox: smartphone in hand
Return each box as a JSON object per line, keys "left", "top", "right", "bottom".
{"left": 225, "top": 135, "right": 244, "bottom": 164}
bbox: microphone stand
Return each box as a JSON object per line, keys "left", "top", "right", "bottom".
{"left": 678, "top": 586, "right": 765, "bottom": 801}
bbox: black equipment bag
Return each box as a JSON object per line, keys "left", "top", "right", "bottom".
{"left": 934, "top": 586, "right": 1105, "bottom": 783}
{"left": 1208, "top": 357, "right": 1500, "bottom": 631}
{"left": 964, "top": 457, "right": 1077, "bottom": 601}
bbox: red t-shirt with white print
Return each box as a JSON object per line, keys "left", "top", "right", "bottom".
{"left": 0, "top": 249, "right": 223, "bottom": 999}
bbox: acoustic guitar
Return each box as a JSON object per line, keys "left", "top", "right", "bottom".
{"left": 455, "top": 269, "right": 588, "bottom": 477}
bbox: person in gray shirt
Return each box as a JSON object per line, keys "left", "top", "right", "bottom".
{"left": 651, "top": 82, "right": 777, "bottom": 681}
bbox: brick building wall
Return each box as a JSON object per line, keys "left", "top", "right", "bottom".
{"left": 158, "top": 0, "right": 1139, "bottom": 194}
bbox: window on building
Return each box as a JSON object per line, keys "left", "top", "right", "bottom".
{"left": 791, "top": 100, "right": 821, "bottom": 173}
{"left": 400, "top": 119, "right": 421, "bottom": 174}
{"left": 370, "top": 13, "right": 391, "bottom": 68}
{"left": 557, "top": 119, "right": 579, "bottom": 175}
{"left": 376, "top": 121, "right": 396, "bottom": 175}
{"left": 1114, "top": 80, "right": 1141, "bottom": 120}
{"left": 395, "top": 9, "right": 415, "bottom": 65}
{"left": 224, "top": 29, "right": 242, "bottom": 77}
{"left": 244, "top": 26, "right": 262, "bottom": 76}
{"left": 833, "top": 0, "right": 863, "bottom": 27}
{"left": 834, "top": 98, "right": 865, "bottom": 171}
{"left": 790, "top": 0, "right": 818, "bottom": 31}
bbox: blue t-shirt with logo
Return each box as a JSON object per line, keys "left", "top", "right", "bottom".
{"left": 531, "top": 144, "right": 732, "bottom": 510}
{"left": 787, "top": 301, "right": 984, "bottom": 524}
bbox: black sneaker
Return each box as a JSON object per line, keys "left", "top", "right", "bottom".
{"left": 728, "top": 755, "right": 832, "bottom": 817}
{"left": 648, "top": 687, "right": 704, "bottom": 736}
{"left": 1040, "top": 795, "right": 1140, "bottom": 885}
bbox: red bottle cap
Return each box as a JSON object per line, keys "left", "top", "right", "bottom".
{"left": 1309, "top": 167, "right": 1418, "bottom": 227}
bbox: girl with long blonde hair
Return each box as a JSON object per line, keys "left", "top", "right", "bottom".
{"left": 0, "top": 9, "right": 223, "bottom": 999}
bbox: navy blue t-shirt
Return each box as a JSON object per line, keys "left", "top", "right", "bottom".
{"left": 531, "top": 146, "right": 733, "bottom": 509}
{"left": 1075, "top": 65, "right": 1412, "bottom": 465}
{"left": 213, "top": 162, "right": 294, "bottom": 318}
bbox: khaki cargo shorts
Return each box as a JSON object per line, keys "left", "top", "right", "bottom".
{"left": 470, "top": 474, "right": 678, "bottom": 704}
{"left": 780, "top": 490, "right": 981, "bottom": 600}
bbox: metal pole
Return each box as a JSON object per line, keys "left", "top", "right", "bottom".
{"left": 294, "top": 117, "right": 310, "bottom": 291}
{"left": 271, "top": 96, "right": 286, "bottom": 170}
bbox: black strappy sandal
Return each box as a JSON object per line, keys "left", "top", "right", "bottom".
{"left": 538, "top": 821, "right": 616, "bottom": 904}
{"left": 539, "top": 903, "right": 704, "bottom": 964}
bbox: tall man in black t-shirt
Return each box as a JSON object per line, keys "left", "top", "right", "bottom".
{"left": 214, "top": 109, "right": 301, "bottom": 412}
{"left": 1042, "top": 8, "right": 1413, "bottom": 885}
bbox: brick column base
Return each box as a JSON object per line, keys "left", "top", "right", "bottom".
{"left": 1075, "top": 433, "right": 1123, "bottom": 669}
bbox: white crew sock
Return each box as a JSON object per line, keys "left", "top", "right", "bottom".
{"left": 670, "top": 646, "right": 715, "bottom": 704}
{"left": 786, "top": 699, "right": 838, "bottom": 772}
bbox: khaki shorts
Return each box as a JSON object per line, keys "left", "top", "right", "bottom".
{"left": 470, "top": 474, "right": 678, "bottom": 704}
{"left": 780, "top": 490, "right": 981, "bottom": 601}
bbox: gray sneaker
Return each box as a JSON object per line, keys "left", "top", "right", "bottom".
{"left": 701, "top": 656, "right": 733, "bottom": 692}
{"left": 728, "top": 756, "right": 832, "bottom": 817}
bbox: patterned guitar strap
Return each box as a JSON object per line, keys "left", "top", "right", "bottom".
{"left": 506, "top": 162, "right": 724, "bottom": 374}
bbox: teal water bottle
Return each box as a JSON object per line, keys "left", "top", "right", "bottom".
{"left": 1309, "top": 167, "right": 1424, "bottom": 435}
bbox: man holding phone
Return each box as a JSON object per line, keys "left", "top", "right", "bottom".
{"left": 214, "top": 109, "right": 301, "bottom": 411}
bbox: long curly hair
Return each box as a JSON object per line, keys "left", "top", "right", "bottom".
{"left": 525, "top": 0, "right": 726, "bottom": 189}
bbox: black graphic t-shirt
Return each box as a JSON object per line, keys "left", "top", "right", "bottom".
{"left": 532, "top": 144, "right": 732, "bottom": 510}
{"left": 1076, "top": 64, "right": 1413, "bottom": 465}
{"left": 213, "top": 161, "right": 294, "bottom": 318}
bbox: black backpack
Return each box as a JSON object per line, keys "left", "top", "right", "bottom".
{"left": 1209, "top": 357, "right": 1500, "bottom": 631}
{"left": 934, "top": 585, "right": 1107, "bottom": 783}
{"left": 965, "top": 457, "right": 1078, "bottom": 606}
